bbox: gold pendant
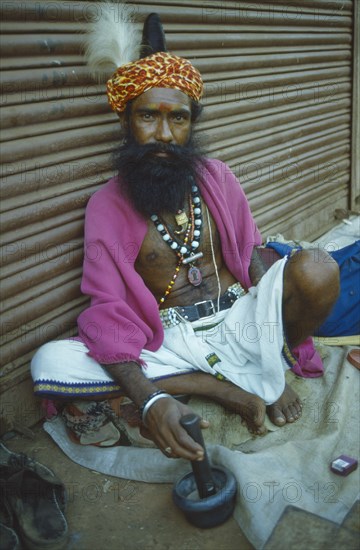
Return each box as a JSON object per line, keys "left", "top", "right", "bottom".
{"left": 175, "top": 210, "right": 188, "bottom": 226}
{"left": 174, "top": 210, "right": 188, "bottom": 234}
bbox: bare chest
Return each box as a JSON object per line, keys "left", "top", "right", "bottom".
{"left": 134, "top": 207, "right": 236, "bottom": 307}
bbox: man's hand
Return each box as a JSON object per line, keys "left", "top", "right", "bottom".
{"left": 141, "top": 396, "right": 209, "bottom": 460}
{"left": 104, "top": 361, "right": 209, "bottom": 460}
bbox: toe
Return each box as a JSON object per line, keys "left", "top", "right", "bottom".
{"left": 268, "top": 405, "right": 287, "bottom": 426}
{"left": 282, "top": 405, "right": 296, "bottom": 423}
{"left": 248, "top": 423, "right": 267, "bottom": 436}
{"left": 267, "top": 384, "right": 302, "bottom": 426}
{"left": 285, "top": 402, "right": 302, "bottom": 422}
{"left": 256, "top": 424, "right": 268, "bottom": 436}
{"left": 268, "top": 402, "right": 303, "bottom": 426}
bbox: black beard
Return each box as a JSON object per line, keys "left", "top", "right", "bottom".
{"left": 113, "top": 134, "right": 204, "bottom": 217}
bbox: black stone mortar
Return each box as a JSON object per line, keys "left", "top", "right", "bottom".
{"left": 172, "top": 414, "right": 237, "bottom": 528}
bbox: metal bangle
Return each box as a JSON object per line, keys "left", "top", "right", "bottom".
{"left": 139, "top": 390, "right": 165, "bottom": 416}
{"left": 142, "top": 393, "right": 172, "bottom": 426}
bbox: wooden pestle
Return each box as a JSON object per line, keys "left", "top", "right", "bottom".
{"left": 180, "top": 414, "right": 217, "bottom": 499}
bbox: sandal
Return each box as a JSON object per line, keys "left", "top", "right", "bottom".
{"left": 0, "top": 443, "right": 68, "bottom": 550}
{"left": 0, "top": 523, "right": 22, "bottom": 550}
{"left": 0, "top": 491, "right": 21, "bottom": 550}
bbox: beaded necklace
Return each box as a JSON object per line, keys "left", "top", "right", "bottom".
{"left": 151, "top": 185, "right": 203, "bottom": 304}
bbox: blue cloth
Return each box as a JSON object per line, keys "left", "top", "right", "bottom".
{"left": 266, "top": 240, "right": 360, "bottom": 337}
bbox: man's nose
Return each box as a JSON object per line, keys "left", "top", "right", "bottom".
{"left": 155, "top": 117, "right": 173, "bottom": 143}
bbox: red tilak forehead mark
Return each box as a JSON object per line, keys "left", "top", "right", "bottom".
{"left": 146, "top": 102, "right": 190, "bottom": 112}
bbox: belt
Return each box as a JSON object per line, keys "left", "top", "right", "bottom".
{"left": 159, "top": 282, "right": 246, "bottom": 328}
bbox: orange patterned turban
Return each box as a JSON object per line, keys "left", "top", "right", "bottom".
{"left": 106, "top": 52, "right": 203, "bottom": 114}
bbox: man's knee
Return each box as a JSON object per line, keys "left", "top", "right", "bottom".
{"left": 285, "top": 249, "right": 340, "bottom": 305}
{"left": 31, "top": 341, "right": 57, "bottom": 378}
{"left": 31, "top": 339, "right": 77, "bottom": 379}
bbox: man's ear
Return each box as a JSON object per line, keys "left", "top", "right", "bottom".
{"left": 118, "top": 112, "right": 128, "bottom": 131}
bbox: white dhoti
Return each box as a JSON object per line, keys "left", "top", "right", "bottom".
{"left": 31, "top": 257, "right": 295, "bottom": 405}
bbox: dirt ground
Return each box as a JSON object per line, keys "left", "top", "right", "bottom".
{"left": 2, "top": 422, "right": 253, "bottom": 550}
{"left": 3, "top": 420, "right": 360, "bottom": 549}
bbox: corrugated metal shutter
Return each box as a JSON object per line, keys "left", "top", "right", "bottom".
{"left": 351, "top": 0, "right": 359, "bottom": 210}
{"left": 0, "top": 0, "right": 354, "bottom": 431}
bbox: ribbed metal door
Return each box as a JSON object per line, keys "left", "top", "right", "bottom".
{"left": 0, "top": 0, "right": 354, "bottom": 430}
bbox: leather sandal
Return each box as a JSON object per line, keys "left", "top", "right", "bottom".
{"left": 0, "top": 492, "right": 22, "bottom": 550}
{"left": 0, "top": 523, "right": 22, "bottom": 550}
{"left": 0, "top": 443, "right": 68, "bottom": 550}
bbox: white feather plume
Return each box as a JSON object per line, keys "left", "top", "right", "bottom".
{"left": 84, "top": 1, "right": 141, "bottom": 81}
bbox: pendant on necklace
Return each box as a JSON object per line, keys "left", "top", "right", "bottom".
{"left": 188, "top": 265, "right": 202, "bottom": 286}
{"left": 174, "top": 210, "right": 188, "bottom": 234}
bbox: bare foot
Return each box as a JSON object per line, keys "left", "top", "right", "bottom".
{"left": 155, "top": 372, "right": 267, "bottom": 436}
{"left": 266, "top": 383, "right": 302, "bottom": 427}
{"left": 214, "top": 383, "right": 267, "bottom": 436}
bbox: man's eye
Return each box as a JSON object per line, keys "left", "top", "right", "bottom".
{"left": 173, "top": 114, "right": 186, "bottom": 122}
{"left": 142, "top": 113, "right": 154, "bottom": 120}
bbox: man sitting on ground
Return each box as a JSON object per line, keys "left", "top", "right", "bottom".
{"left": 31, "top": 11, "right": 339, "bottom": 461}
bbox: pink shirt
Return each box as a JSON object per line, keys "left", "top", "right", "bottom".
{"left": 77, "top": 158, "right": 262, "bottom": 364}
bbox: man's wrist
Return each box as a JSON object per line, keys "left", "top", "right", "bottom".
{"left": 141, "top": 391, "right": 172, "bottom": 426}
{"left": 103, "top": 361, "right": 162, "bottom": 408}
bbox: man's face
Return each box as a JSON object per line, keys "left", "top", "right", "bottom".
{"left": 128, "top": 87, "right": 192, "bottom": 149}
{"left": 114, "top": 87, "right": 203, "bottom": 216}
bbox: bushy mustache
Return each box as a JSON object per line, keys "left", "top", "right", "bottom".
{"left": 116, "top": 141, "right": 200, "bottom": 175}
{"left": 113, "top": 133, "right": 205, "bottom": 216}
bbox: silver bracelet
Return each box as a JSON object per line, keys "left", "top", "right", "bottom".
{"left": 142, "top": 393, "right": 172, "bottom": 426}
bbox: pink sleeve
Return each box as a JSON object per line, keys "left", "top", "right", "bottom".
{"left": 77, "top": 189, "right": 160, "bottom": 365}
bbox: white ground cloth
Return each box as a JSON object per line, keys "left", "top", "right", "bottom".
{"left": 45, "top": 346, "right": 359, "bottom": 548}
